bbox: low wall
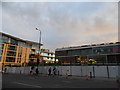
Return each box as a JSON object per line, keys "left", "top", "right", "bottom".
{"left": 5, "top": 66, "right": 119, "bottom": 78}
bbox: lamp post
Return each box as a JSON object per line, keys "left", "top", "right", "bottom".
{"left": 36, "top": 28, "right": 41, "bottom": 67}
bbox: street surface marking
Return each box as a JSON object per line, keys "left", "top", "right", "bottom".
{"left": 13, "top": 82, "right": 42, "bottom": 88}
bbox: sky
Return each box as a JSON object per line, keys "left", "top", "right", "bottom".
{"left": 1, "top": 1, "right": 118, "bottom": 52}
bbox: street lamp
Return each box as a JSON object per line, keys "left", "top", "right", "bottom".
{"left": 36, "top": 28, "right": 41, "bottom": 67}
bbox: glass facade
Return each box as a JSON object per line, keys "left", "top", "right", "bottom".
{"left": 56, "top": 43, "right": 120, "bottom": 65}
{"left": 57, "top": 45, "right": 120, "bottom": 56}
{"left": 7, "top": 45, "right": 17, "bottom": 51}
{"left": 68, "top": 50, "right": 80, "bottom": 56}
{"left": 80, "top": 48, "right": 92, "bottom": 55}
{"left": 32, "top": 44, "right": 39, "bottom": 49}
{"left": 2, "top": 35, "right": 9, "bottom": 43}
{"left": 18, "top": 41, "right": 32, "bottom": 47}
{"left": 10, "top": 38, "right": 18, "bottom": 45}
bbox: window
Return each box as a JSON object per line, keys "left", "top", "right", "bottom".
{"left": 2, "top": 36, "right": 9, "bottom": 43}
{"left": 11, "top": 39, "right": 18, "bottom": 45}
{"left": 6, "top": 57, "right": 15, "bottom": 62}
{"left": 80, "top": 48, "right": 92, "bottom": 55}
{"left": 112, "top": 45, "right": 120, "bottom": 53}
{"left": 7, "top": 51, "right": 16, "bottom": 56}
{"left": 8, "top": 45, "right": 16, "bottom": 51}
{"left": 68, "top": 50, "right": 80, "bottom": 56}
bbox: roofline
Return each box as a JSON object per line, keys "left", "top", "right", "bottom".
{"left": 0, "top": 32, "right": 43, "bottom": 46}
{"left": 55, "top": 42, "right": 120, "bottom": 51}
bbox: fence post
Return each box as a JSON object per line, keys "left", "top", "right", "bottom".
{"left": 107, "top": 65, "right": 109, "bottom": 79}
{"left": 81, "top": 65, "right": 83, "bottom": 77}
{"left": 93, "top": 65, "right": 95, "bottom": 78}
{"left": 70, "top": 65, "right": 72, "bottom": 76}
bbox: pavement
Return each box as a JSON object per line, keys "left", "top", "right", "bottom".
{"left": 2, "top": 73, "right": 120, "bottom": 89}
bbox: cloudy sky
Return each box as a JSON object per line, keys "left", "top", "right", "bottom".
{"left": 2, "top": 1, "right": 118, "bottom": 51}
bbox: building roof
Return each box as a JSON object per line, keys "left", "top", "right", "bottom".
{"left": 0, "top": 32, "right": 43, "bottom": 46}
{"left": 56, "top": 42, "right": 120, "bottom": 51}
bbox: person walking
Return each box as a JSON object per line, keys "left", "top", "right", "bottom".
{"left": 30, "top": 66, "right": 34, "bottom": 75}
{"left": 66, "top": 69, "right": 69, "bottom": 79}
{"left": 48, "top": 67, "right": 51, "bottom": 76}
{"left": 53, "top": 67, "right": 56, "bottom": 76}
{"left": 35, "top": 67, "right": 39, "bottom": 75}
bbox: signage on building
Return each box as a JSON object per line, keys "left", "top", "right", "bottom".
{"left": 112, "top": 47, "right": 120, "bottom": 53}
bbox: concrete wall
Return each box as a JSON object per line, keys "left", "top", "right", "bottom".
{"left": 5, "top": 66, "right": 119, "bottom": 78}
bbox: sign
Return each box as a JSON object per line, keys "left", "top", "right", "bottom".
{"left": 112, "top": 48, "right": 120, "bottom": 53}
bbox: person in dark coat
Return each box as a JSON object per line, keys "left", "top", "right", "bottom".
{"left": 53, "top": 67, "right": 56, "bottom": 76}
{"left": 35, "top": 67, "right": 39, "bottom": 75}
{"left": 30, "top": 66, "right": 34, "bottom": 75}
{"left": 48, "top": 67, "right": 51, "bottom": 76}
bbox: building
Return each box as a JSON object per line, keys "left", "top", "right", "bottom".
{"left": 29, "top": 48, "right": 58, "bottom": 66}
{"left": 55, "top": 42, "right": 120, "bottom": 65}
{"left": 0, "top": 32, "right": 57, "bottom": 68}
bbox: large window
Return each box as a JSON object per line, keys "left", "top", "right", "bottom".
{"left": 18, "top": 41, "right": 27, "bottom": 47}
{"left": 93, "top": 46, "right": 112, "bottom": 54}
{"left": 6, "top": 57, "right": 15, "bottom": 62}
{"left": 56, "top": 50, "right": 68, "bottom": 56}
{"left": 80, "top": 48, "right": 92, "bottom": 55}
{"left": 2, "top": 36, "right": 9, "bottom": 43}
{"left": 67, "top": 48, "right": 92, "bottom": 56}
{"left": 68, "top": 50, "right": 80, "bottom": 56}
{"left": 41, "top": 53, "right": 48, "bottom": 56}
{"left": 93, "top": 45, "right": 120, "bottom": 55}
{"left": 101, "top": 46, "right": 113, "bottom": 54}
{"left": 7, "top": 51, "right": 16, "bottom": 56}
{"left": 10, "top": 38, "right": 18, "bottom": 45}
{"left": 32, "top": 44, "right": 39, "bottom": 49}
{"left": 0, "top": 50, "right": 2, "bottom": 55}
{"left": 8, "top": 45, "right": 17, "bottom": 51}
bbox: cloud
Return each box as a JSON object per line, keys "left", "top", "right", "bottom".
{"left": 2, "top": 2, "right": 118, "bottom": 51}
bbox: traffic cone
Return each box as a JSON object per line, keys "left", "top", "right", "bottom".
{"left": 85, "top": 74, "right": 88, "bottom": 80}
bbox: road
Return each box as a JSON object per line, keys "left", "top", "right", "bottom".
{"left": 2, "top": 73, "right": 120, "bottom": 89}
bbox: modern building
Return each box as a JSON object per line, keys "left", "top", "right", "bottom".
{"left": 0, "top": 32, "right": 57, "bottom": 68}
{"left": 55, "top": 42, "right": 120, "bottom": 65}
{"left": 29, "top": 48, "right": 58, "bottom": 66}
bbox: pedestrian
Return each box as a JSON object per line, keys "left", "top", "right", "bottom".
{"left": 4, "top": 67, "right": 7, "bottom": 73}
{"left": 35, "top": 67, "right": 39, "bottom": 75}
{"left": 66, "top": 69, "right": 69, "bottom": 79}
{"left": 53, "top": 67, "right": 56, "bottom": 76}
{"left": 30, "top": 70, "right": 32, "bottom": 75}
{"left": 30, "top": 66, "right": 34, "bottom": 75}
{"left": 48, "top": 67, "right": 51, "bottom": 76}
